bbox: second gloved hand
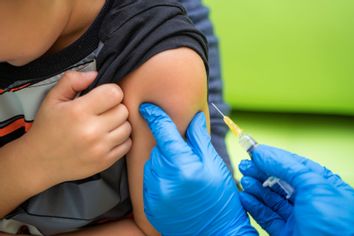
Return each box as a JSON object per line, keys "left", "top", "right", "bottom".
{"left": 140, "top": 103, "right": 257, "bottom": 236}
{"left": 239, "top": 145, "right": 354, "bottom": 236}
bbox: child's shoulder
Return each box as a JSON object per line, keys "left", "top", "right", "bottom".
{"left": 95, "top": 0, "right": 208, "bottom": 86}
{"left": 100, "top": 0, "right": 195, "bottom": 42}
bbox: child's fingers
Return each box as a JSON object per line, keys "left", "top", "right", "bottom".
{"left": 48, "top": 71, "right": 97, "bottom": 102}
{"left": 100, "top": 104, "right": 129, "bottom": 132}
{"left": 78, "top": 83, "right": 124, "bottom": 115}
{"left": 108, "top": 121, "right": 132, "bottom": 148}
{"left": 107, "top": 138, "right": 132, "bottom": 162}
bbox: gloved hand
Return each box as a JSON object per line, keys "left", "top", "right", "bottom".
{"left": 140, "top": 103, "right": 257, "bottom": 236}
{"left": 238, "top": 145, "right": 354, "bottom": 236}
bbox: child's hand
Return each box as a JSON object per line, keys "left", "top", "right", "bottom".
{"left": 24, "top": 71, "right": 132, "bottom": 188}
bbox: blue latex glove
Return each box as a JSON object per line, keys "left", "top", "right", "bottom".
{"left": 238, "top": 145, "right": 354, "bottom": 236}
{"left": 140, "top": 103, "right": 257, "bottom": 236}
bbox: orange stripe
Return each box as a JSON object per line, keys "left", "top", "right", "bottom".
{"left": 0, "top": 118, "right": 33, "bottom": 137}
{"left": 25, "top": 122, "right": 33, "bottom": 132}
{"left": 10, "top": 83, "right": 31, "bottom": 92}
{"left": 0, "top": 83, "right": 31, "bottom": 95}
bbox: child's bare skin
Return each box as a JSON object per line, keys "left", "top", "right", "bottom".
{"left": 0, "top": 0, "right": 105, "bottom": 66}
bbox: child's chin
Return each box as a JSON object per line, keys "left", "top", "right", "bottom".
{"left": 6, "top": 59, "right": 31, "bottom": 67}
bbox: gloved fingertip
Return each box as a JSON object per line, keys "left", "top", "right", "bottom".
{"left": 186, "top": 112, "right": 211, "bottom": 156}
{"left": 239, "top": 191, "right": 248, "bottom": 200}
{"left": 187, "top": 112, "right": 207, "bottom": 133}
{"left": 239, "top": 159, "right": 252, "bottom": 173}
{"left": 139, "top": 103, "right": 157, "bottom": 119}
{"left": 241, "top": 176, "right": 256, "bottom": 190}
{"left": 238, "top": 191, "right": 246, "bottom": 202}
{"left": 239, "top": 192, "right": 256, "bottom": 209}
{"left": 249, "top": 144, "right": 286, "bottom": 173}
{"left": 248, "top": 144, "right": 266, "bottom": 158}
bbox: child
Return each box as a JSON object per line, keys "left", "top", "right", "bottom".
{"left": 0, "top": 0, "right": 210, "bottom": 235}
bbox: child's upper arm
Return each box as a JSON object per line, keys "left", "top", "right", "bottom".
{"left": 118, "top": 47, "right": 209, "bottom": 235}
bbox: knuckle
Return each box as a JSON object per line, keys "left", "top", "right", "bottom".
{"left": 107, "top": 140, "right": 132, "bottom": 162}
{"left": 122, "top": 121, "right": 132, "bottom": 135}
{"left": 118, "top": 104, "right": 129, "bottom": 119}
{"left": 104, "top": 84, "right": 123, "bottom": 102}
{"left": 120, "top": 139, "right": 132, "bottom": 155}
{"left": 80, "top": 126, "right": 98, "bottom": 143}
{"left": 69, "top": 104, "right": 85, "bottom": 119}
{"left": 62, "top": 70, "right": 79, "bottom": 80}
{"left": 116, "top": 138, "right": 132, "bottom": 157}
{"left": 91, "top": 143, "right": 107, "bottom": 158}
{"left": 54, "top": 71, "right": 77, "bottom": 89}
{"left": 125, "top": 138, "right": 133, "bottom": 150}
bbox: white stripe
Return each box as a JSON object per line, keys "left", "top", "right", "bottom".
{"left": 0, "top": 61, "right": 96, "bottom": 123}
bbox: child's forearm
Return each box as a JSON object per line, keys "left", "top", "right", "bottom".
{"left": 0, "top": 135, "right": 49, "bottom": 218}
{"left": 58, "top": 219, "right": 146, "bottom": 236}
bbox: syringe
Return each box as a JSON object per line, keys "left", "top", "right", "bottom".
{"left": 211, "top": 103, "right": 294, "bottom": 199}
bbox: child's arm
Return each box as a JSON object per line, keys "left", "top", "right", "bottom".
{"left": 0, "top": 136, "right": 47, "bottom": 218}
{"left": 0, "top": 72, "right": 131, "bottom": 218}
{"left": 119, "top": 47, "right": 209, "bottom": 235}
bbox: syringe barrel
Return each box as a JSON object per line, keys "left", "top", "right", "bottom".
{"left": 239, "top": 133, "right": 258, "bottom": 152}
{"left": 239, "top": 133, "right": 295, "bottom": 199}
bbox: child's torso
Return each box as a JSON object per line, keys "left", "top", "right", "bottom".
{"left": 0, "top": 58, "right": 97, "bottom": 146}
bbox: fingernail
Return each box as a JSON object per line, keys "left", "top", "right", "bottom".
{"left": 81, "top": 71, "right": 97, "bottom": 78}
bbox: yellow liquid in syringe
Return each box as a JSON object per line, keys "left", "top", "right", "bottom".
{"left": 211, "top": 103, "right": 295, "bottom": 199}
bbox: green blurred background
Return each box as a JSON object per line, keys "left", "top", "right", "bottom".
{"left": 202, "top": 0, "right": 354, "bottom": 234}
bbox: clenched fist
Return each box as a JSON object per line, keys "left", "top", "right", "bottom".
{"left": 24, "top": 71, "right": 132, "bottom": 188}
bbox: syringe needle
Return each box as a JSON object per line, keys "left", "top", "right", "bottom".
{"left": 211, "top": 103, "right": 242, "bottom": 136}
{"left": 211, "top": 103, "right": 225, "bottom": 117}
{"left": 210, "top": 102, "right": 295, "bottom": 199}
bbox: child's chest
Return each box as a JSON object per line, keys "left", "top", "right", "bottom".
{"left": 0, "top": 60, "right": 96, "bottom": 147}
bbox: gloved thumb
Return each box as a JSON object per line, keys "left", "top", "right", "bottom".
{"left": 140, "top": 103, "right": 192, "bottom": 158}
{"left": 186, "top": 112, "right": 211, "bottom": 157}
{"left": 250, "top": 145, "right": 325, "bottom": 190}
{"left": 47, "top": 71, "right": 97, "bottom": 102}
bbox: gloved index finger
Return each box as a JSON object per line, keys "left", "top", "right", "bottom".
{"left": 250, "top": 145, "right": 319, "bottom": 189}
{"left": 278, "top": 151, "right": 354, "bottom": 192}
{"left": 140, "top": 103, "right": 191, "bottom": 157}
